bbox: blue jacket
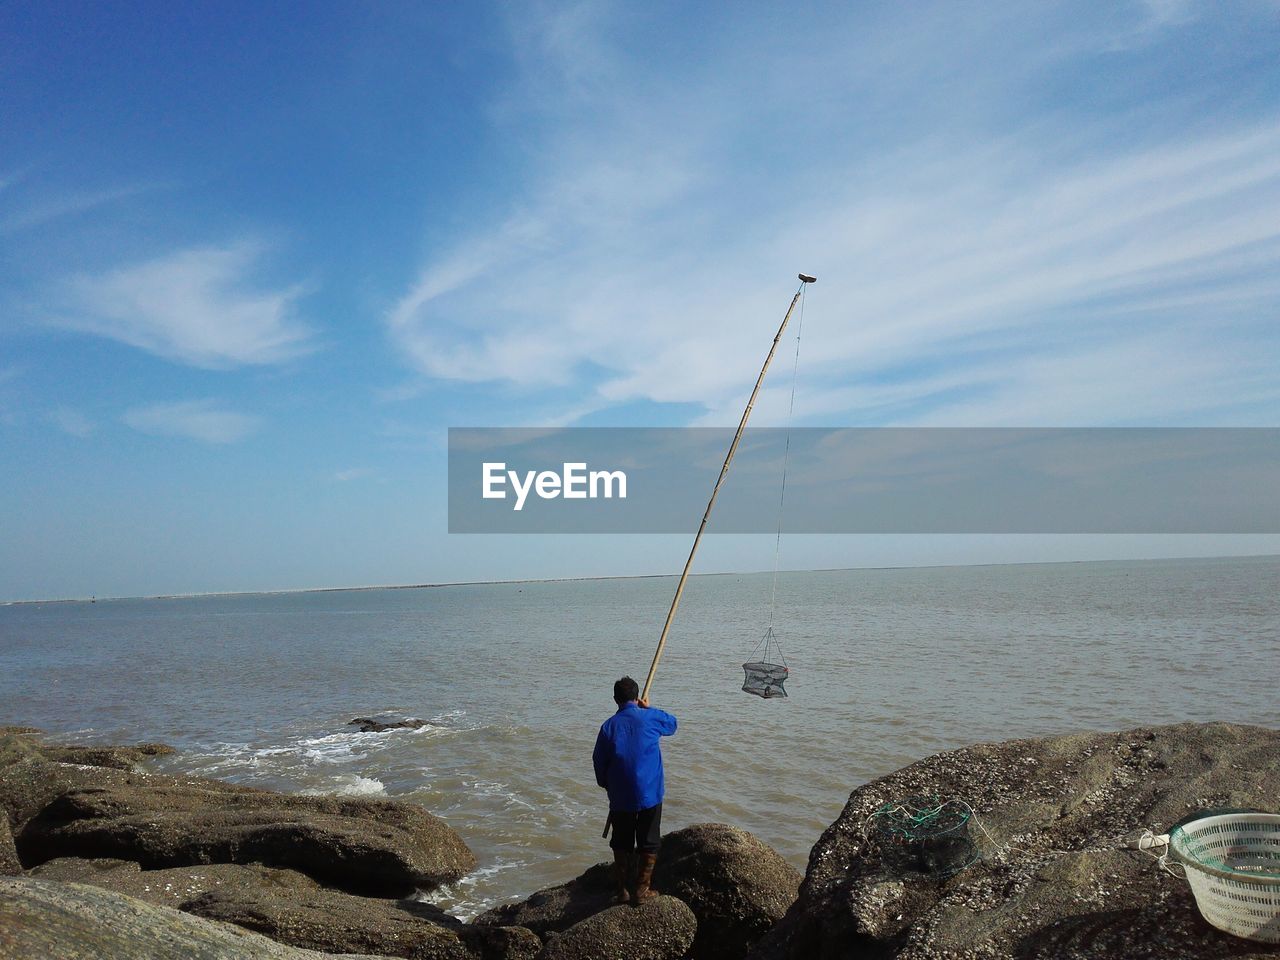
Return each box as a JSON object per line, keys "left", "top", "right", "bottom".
{"left": 592, "top": 701, "right": 678, "bottom": 812}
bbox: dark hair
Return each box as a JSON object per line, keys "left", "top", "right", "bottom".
{"left": 614, "top": 676, "right": 639, "bottom": 704}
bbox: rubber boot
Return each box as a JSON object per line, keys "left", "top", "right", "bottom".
{"left": 612, "top": 849, "right": 633, "bottom": 905}
{"left": 632, "top": 852, "right": 658, "bottom": 905}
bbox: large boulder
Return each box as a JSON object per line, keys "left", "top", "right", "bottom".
{"left": 0, "top": 756, "right": 150, "bottom": 837}
{"left": 186, "top": 883, "right": 540, "bottom": 960}
{"left": 749, "top": 722, "right": 1280, "bottom": 960}
{"left": 473, "top": 862, "right": 616, "bottom": 938}
{"left": 22, "top": 782, "right": 476, "bottom": 895}
{"left": 28, "top": 856, "right": 323, "bottom": 907}
{"left": 0, "top": 749, "right": 255, "bottom": 837}
{"left": 0, "top": 814, "right": 19, "bottom": 875}
{"left": 0, "top": 730, "right": 42, "bottom": 767}
{"left": 36, "top": 742, "right": 177, "bottom": 770}
{"left": 1, "top": 731, "right": 473, "bottom": 895}
{"left": 27, "top": 855, "right": 541, "bottom": 959}
{"left": 477, "top": 825, "right": 798, "bottom": 957}
{"left": 0, "top": 730, "right": 70, "bottom": 830}
{"left": 536, "top": 896, "right": 697, "bottom": 960}
{"left": 349, "top": 716, "right": 428, "bottom": 733}
{"left": 653, "top": 824, "right": 801, "bottom": 960}
{"left": 0, "top": 877, "right": 380, "bottom": 960}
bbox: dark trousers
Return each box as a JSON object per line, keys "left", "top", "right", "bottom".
{"left": 608, "top": 803, "right": 662, "bottom": 853}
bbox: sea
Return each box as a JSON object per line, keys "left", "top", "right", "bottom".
{"left": 2, "top": 555, "right": 1277, "bottom": 918}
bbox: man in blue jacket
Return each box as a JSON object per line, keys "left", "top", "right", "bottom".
{"left": 592, "top": 676, "right": 678, "bottom": 905}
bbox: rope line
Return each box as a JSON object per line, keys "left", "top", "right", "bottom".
{"left": 1134, "top": 829, "right": 1185, "bottom": 878}
{"left": 746, "top": 625, "right": 788, "bottom": 667}
{"left": 766, "top": 283, "right": 805, "bottom": 640}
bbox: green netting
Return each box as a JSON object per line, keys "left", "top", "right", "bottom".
{"left": 866, "top": 796, "right": 979, "bottom": 877}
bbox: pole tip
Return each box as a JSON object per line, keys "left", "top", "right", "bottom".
{"left": 798, "top": 273, "right": 816, "bottom": 283}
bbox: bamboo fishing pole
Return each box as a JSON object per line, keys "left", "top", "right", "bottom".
{"left": 640, "top": 273, "right": 816, "bottom": 702}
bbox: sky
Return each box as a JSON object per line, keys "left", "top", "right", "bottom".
{"left": 2, "top": 1, "right": 1279, "bottom": 600}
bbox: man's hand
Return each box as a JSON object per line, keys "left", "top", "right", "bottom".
{"left": 637, "top": 698, "right": 649, "bottom": 708}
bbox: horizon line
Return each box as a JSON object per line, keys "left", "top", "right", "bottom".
{"left": 3, "top": 550, "right": 1278, "bottom": 606}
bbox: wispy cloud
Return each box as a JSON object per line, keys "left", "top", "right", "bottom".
{"left": 332, "top": 467, "right": 374, "bottom": 482}
{"left": 1138, "top": 0, "right": 1198, "bottom": 28}
{"left": 386, "top": 2, "right": 1280, "bottom": 428}
{"left": 1, "top": 183, "right": 155, "bottom": 235}
{"left": 123, "top": 399, "right": 260, "bottom": 443}
{"left": 59, "top": 244, "right": 311, "bottom": 368}
{"left": 49, "top": 406, "right": 94, "bottom": 437}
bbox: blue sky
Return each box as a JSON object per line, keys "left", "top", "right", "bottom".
{"left": 2, "top": 1, "right": 1279, "bottom": 600}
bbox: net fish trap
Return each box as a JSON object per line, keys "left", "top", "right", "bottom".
{"left": 742, "top": 626, "right": 789, "bottom": 698}
{"left": 866, "top": 797, "right": 980, "bottom": 878}
{"left": 1167, "top": 812, "right": 1280, "bottom": 943}
{"left": 741, "top": 660, "right": 788, "bottom": 698}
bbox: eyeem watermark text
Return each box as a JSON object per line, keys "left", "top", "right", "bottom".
{"left": 482, "top": 462, "right": 628, "bottom": 511}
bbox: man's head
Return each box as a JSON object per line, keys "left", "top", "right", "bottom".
{"left": 613, "top": 676, "right": 639, "bottom": 705}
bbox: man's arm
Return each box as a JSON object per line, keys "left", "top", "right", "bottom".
{"left": 592, "top": 727, "right": 612, "bottom": 789}
{"left": 646, "top": 707, "right": 677, "bottom": 736}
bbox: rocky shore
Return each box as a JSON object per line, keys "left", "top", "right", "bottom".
{"left": 2, "top": 722, "right": 1276, "bottom": 959}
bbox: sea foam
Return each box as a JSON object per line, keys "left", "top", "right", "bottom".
{"left": 301, "top": 773, "right": 387, "bottom": 797}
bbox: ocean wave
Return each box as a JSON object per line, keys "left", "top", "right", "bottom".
{"left": 428, "top": 708, "right": 467, "bottom": 724}
{"left": 466, "top": 778, "right": 537, "bottom": 811}
{"left": 199, "top": 719, "right": 451, "bottom": 765}
{"left": 295, "top": 732, "right": 372, "bottom": 764}
{"left": 300, "top": 773, "right": 386, "bottom": 797}
{"left": 160, "top": 712, "right": 481, "bottom": 793}
{"left": 418, "top": 858, "right": 522, "bottom": 921}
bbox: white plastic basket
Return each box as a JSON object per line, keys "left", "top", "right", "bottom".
{"left": 1167, "top": 813, "right": 1280, "bottom": 943}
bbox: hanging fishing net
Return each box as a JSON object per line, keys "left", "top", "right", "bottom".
{"left": 740, "top": 285, "right": 805, "bottom": 701}
{"left": 741, "top": 661, "right": 788, "bottom": 698}
{"left": 866, "top": 796, "right": 979, "bottom": 877}
{"left": 742, "top": 626, "right": 789, "bottom": 698}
